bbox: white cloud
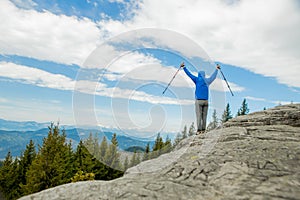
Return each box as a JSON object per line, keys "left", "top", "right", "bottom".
{"left": 0, "top": 0, "right": 100, "bottom": 65}
{"left": 0, "top": 62, "right": 76, "bottom": 90}
{"left": 108, "top": 0, "right": 125, "bottom": 3}
{"left": 1, "top": 0, "right": 299, "bottom": 89}
{"left": 10, "top": 0, "right": 37, "bottom": 9}
{"left": 0, "top": 97, "right": 8, "bottom": 103}
{"left": 244, "top": 96, "right": 266, "bottom": 102}
{"left": 210, "top": 77, "right": 245, "bottom": 92}
{"left": 0, "top": 98, "right": 74, "bottom": 124}
{"left": 95, "top": 86, "right": 194, "bottom": 105}
{"left": 245, "top": 96, "right": 298, "bottom": 105}
{"left": 103, "top": 61, "right": 244, "bottom": 93}
{"left": 87, "top": 49, "right": 244, "bottom": 93}
{"left": 0, "top": 62, "right": 195, "bottom": 105}
{"left": 98, "top": 0, "right": 300, "bottom": 88}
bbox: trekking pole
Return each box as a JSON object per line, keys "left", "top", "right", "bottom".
{"left": 162, "top": 62, "right": 184, "bottom": 94}
{"left": 217, "top": 64, "right": 234, "bottom": 96}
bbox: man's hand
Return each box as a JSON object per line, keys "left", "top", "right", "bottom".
{"left": 180, "top": 62, "right": 185, "bottom": 68}
{"left": 216, "top": 64, "right": 221, "bottom": 70}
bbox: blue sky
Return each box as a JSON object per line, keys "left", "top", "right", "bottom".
{"left": 0, "top": 0, "right": 299, "bottom": 137}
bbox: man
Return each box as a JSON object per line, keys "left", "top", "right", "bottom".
{"left": 181, "top": 62, "right": 220, "bottom": 134}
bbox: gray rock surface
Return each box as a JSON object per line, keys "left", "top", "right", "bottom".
{"left": 19, "top": 104, "right": 300, "bottom": 200}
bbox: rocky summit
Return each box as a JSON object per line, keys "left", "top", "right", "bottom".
{"left": 19, "top": 104, "right": 300, "bottom": 200}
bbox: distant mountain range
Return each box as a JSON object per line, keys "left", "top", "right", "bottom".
{"left": 0, "top": 118, "right": 183, "bottom": 159}
{"left": 0, "top": 128, "right": 156, "bottom": 159}
{"left": 0, "top": 118, "right": 158, "bottom": 159}
{"left": 0, "top": 118, "right": 51, "bottom": 131}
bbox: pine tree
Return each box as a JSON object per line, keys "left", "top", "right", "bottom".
{"left": 182, "top": 125, "right": 187, "bottom": 139}
{"left": 99, "top": 136, "right": 108, "bottom": 161}
{"left": 0, "top": 152, "right": 12, "bottom": 198}
{"left": 19, "top": 140, "right": 36, "bottom": 189}
{"left": 84, "top": 132, "right": 95, "bottom": 155}
{"left": 143, "top": 143, "right": 150, "bottom": 161}
{"left": 123, "top": 156, "right": 129, "bottom": 171}
{"left": 136, "top": 153, "right": 141, "bottom": 165}
{"left": 222, "top": 103, "right": 233, "bottom": 123}
{"left": 212, "top": 109, "right": 219, "bottom": 128}
{"left": 75, "top": 140, "right": 94, "bottom": 173}
{"left": 0, "top": 152, "right": 22, "bottom": 199}
{"left": 104, "top": 133, "right": 121, "bottom": 170}
{"left": 22, "top": 124, "right": 73, "bottom": 195}
{"left": 74, "top": 139, "right": 120, "bottom": 181}
{"left": 0, "top": 141, "right": 37, "bottom": 199}
{"left": 188, "top": 122, "right": 196, "bottom": 136}
{"left": 93, "top": 134, "right": 100, "bottom": 159}
{"left": 207, "top": 109, "right": 219, "bottom": 131}
{"left": 8, "top": 158, "right": 20, "bottom": 199}
{"left": 173, "top": 132, "right": 182, "bottom": 146}
{"left": 237, "top": 99, "right": 250, "bottom": 116}
{"left": 162, "top": 135, "right": 172, "bottom": 154}
{"left": 130, "top": 151, "right": 137, "bottom": 167}
{"left": 111, "top": 133, "right": 118, "bottom": 146}
{"left": 152, "top": 133, "right": 164, "bottom": 152}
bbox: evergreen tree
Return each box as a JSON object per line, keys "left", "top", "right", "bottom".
{"left": 222, "top": 103, "right": 233, "bottom": 123}
{"left": 136, "top": 153, "right": 141, "bottom": 165}
{"left": 111, "top": 133, "right": 118, "bottom": 146}
{"left": 173, "top": 132, "right": 182, "bottom": 146}
{"left": 19, "top": 140, "right": 36, "bottom": 189}
{"left": 1, "top": 151, "right": 12, "bottom": 168}
{"left": 0, "top": 152, "right": 22, "bottom": 199}
{"left": 84, "top": 133, "right": 95, "bottom": 155}
{"left": 129, "top": 151, "right": 137, "bottom": 167}
{"left": 0, "top": 124, "right": 125, "bottom": 199}
{"left": 237, "top": 99, "right": 250, "bottom": 116}
{"left": 123, "top": 156, "right": 129, "bottom": 171}
{"left": 212, "top": 109, "right": 219, "bottom": 128}
{"left": 104, "top": 133, "right": 121, "bottom": 170}
{"left": 64, "top": 140, "right": 76, "bottom": 180}
{"left": 188, "top": 122, "right": 196, "bottom": 136}
{"left": 74, "top": 140, "right": 95, "bottom": 173}
{"left": 161, "top": 135, "right": 172, "bottom": 154}
{"left": 0, "top": 152, "right": 12, "bottom": 198}
{"left": 8, "top": 158, "right": 20, "bottom": 199}
{"left": 99, "top": 136, "right": 108, "bottom": 161}
{"left": 207, "top": 109, "right": 218, "bottom": 130}
{"left": 143, "top": 143, "right": 150, "bottom": 161}
{"left": 74, "top": 140, "right": 122, "bottom": 180}
{"left": 22, "top": 124, "right": 74, "bottom": 195}
{"left": 152, "top": 133, "right": 164, "bottom": 152}
{"left": 0, "top": 142, "right": 37, "bottom": 199}
{"left": 182, "top": 125, "right": 187, "bottom": 139}
{"left": 93, "top": 134, "right": 100, "bottom": 159}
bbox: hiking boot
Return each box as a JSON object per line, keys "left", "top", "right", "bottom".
{"left": 196, "top": 130, "right": 203, "bottom": 135}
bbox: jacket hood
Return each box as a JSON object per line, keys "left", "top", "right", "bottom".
{"left": 198, "top": 71, "right": 205, "bottom": 78}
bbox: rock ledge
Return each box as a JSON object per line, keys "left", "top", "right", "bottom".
{"left": 20, "top": 104, "right": 300, "bottom": 200}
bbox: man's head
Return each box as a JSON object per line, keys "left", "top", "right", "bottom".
{"left": 198, "top": 71, "right": 205, "bottom": 78}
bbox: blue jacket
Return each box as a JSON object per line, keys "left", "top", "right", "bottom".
{"left": 183, "top": 67, "right": 218, "bottom": 100}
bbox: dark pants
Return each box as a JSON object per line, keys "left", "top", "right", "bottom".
{"left": 195, "top": 100, "right": 208, "bottom": 131}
